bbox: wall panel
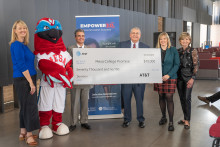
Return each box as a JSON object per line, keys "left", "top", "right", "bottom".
{"left": 183, "top": 7, "right": 196, "bottom": 22}
{"left": 114, "top": 0, "right": 119, "bottom": 8}
{"left": 124, "top": 0, "right": 129, "bottom": 10}
{"left": 101, "top": 0, "right": 107, "bottom": 6}
{"left": 119, "top": 0, "right": 124, "bottom": 9}
{"left": 192, "top": 23, "right": 200, "bottom": 48}
{"left": 134, "top": 0, "right": 138, "bottom": 11}
{"left": 108, "top": 0, "right": 114, "bottom": 7}
{"left": 157, "top": 0, "right": 168, "bottom": 17}
{"left": 129, "top": 0, "right": 133, "bottom": 11}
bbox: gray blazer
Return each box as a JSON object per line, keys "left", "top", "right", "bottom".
{"left": 67, "top": 44, "right": 93, "bottom": 89}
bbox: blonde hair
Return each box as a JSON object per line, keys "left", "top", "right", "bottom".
{"left": 156, "top": 32, "right": 171, "bottom": 48}
{"left": 179, "top": 32, "right": 191, "bottom": 44}
{"left": 9, "top": 20, "right": 29, "bottom": 45}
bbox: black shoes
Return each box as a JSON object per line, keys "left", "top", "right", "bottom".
{"left": 122, "top": 121, "right": 130, "bottom": 128}
{"left": 177, "top": 120, "right": 185, "bottom": 125}
{"left": 159, "top": 117, "right": 167, "bottom": 125}
{"left": 184, "top": 124, "right": 190, "bottom": 129}
{"left": 69, "top": 125, "right": 76, "bottom": 132}
{"left": 198, "top": 96, "right": 210, "bottom": 104}
{"left": 168, "top": 122, "right": 174, "bottom": 131}
{"left": 178, "top": 120, "right": 190, "bottom": 129}
{"left": 69, "top": 124, "right": 91, "bottom": 131}
{"left": 81, "top": 123, "right": 91, "bottom": 130}
{"left": 122, "top": 121, "right": 145, "bottom": 128}
{"left": 139, "top": 121, "right": 145, "bottom": 128}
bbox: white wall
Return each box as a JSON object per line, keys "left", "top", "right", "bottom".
{"left": 211, "top": 25, "right": 220, "bottom": 47}
{"left": 200, "top": 24, "right": 207, "bottom": 48}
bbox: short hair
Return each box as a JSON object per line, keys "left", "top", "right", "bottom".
{"left": 9, "top": 20, "right": 29, "bottom": 45}
{"left": 179, "top": 32, "right": 192, "bottom": 43}
{"left": 74, "top": 29, "right": 85, "bottom": 37}
{"left": 130, "top": 27, "right": 141, "bottom": 34}
{"left": 156, "top": 32, "right": 171, "bottom": 48}
{"left": 84, "top": 38, "right": 100, "bottom": 48}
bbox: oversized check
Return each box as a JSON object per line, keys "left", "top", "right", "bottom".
{"left": 73, "top": 48, "right": 162, "bottom": 84}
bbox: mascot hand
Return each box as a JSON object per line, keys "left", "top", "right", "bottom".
{"left": 65, "top": 60, "right": 74, "bottom": 82}
{"left": 38, "top": 59, "right": 72, "bottom": 88}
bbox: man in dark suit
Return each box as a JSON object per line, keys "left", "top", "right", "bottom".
{"left": 67, "top": 29, "right": 93, "bottom": 131}
{"left": 118, "top": 27, "right": 149, "bottom": 128}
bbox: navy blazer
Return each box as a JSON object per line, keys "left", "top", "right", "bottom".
{"left": 162, "top": 46, "right": 180, "bottom": 79}
{"left": 117, "top": 40, "right": 149, "bottom": 48}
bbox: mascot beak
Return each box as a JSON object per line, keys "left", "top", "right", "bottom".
{"left": 37, "top": 28, "right": 62, "bottom": 43}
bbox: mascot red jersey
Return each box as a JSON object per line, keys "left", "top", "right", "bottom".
{"left": 34, "top": 18, "right": 73, "bottom": 139}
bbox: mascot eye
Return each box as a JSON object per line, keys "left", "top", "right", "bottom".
{"left": 44, "top": 26, "right": 49, "bottom": 30}
{"left": 56, "top": 26, "right": 59, "bottom": 29}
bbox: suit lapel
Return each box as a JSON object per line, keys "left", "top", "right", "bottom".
{"left": 139, "top": 42, "right": 142, "bottom": 48}
{"left": 127, "top": 40, "right": 131, "bottom": 48}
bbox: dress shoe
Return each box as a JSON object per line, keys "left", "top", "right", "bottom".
{"left": 122, "top": 121, "right": 130, "bottom": 128}
{"left": 198, "top": 96, "right": 209, "bottom": 104}
{"left": 81, "top": 123, "right": 91, "bottom": 130}
{"left": 69, "top": 125, "right": 76, "bottom": 132}
{"left": 139, "top": 121, "right": 145, "bottom": 128}
{"left": 159, "top": 117, "right": 167, "bottom": 125}
{"left": 168, "top": 122, "right": 174, "bottom": 131}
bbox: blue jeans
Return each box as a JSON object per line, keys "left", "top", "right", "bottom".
{"left": 122, "top": 84, "right": 145, "bottom": 122}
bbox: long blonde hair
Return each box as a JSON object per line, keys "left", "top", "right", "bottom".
{"left": 9, "top": 20, "right": 29, "bottom": 46}
{"left": 156, "top": 32, "right": 171, "bottom": 48}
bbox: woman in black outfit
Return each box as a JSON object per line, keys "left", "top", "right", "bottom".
{"left": 177, "top": 32, "right": 199, "bottom": 129}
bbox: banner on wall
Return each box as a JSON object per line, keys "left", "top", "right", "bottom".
{"left": 75, "top": 15, "right": 122, "bottom": 119}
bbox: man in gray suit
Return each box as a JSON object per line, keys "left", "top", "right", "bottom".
{"left": 67, "top": 29, "right": 93, "bottom": 131}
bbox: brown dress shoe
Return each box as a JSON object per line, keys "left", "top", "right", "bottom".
{"left": 198, "top": 96, "right": 209, "bottom": 104}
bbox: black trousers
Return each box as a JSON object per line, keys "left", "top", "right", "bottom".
{"left": 14, "top": 75, "right": 40, "bottom": 132}
{"left": 207, "top": 91, "right": 220, "bottom": 103}
{"left": 177, "top": 79, "right": 193, "bottom": 121}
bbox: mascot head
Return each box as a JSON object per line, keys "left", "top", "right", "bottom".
{"left": 34, "top": 17, "right": 66, "bottom": 55}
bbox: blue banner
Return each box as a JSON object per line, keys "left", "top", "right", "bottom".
{"left": 76, "top": 15, "right": 121, "bottom": 117}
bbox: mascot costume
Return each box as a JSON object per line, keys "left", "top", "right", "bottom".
{"left": 34, "top": 18, "right": 73, "bottom": 139}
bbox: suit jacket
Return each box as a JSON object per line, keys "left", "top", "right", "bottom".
{"left": 67, "top": 44, "right": 93, "bottom": 89}
{"left": 117, "top": 40, "right": 150, "bottom": 48}
{"left": 118, "top": 40, "right": 149, "bottom": 86}
{"left": 162, "top": 46, "right": 180, "bottom": 79}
